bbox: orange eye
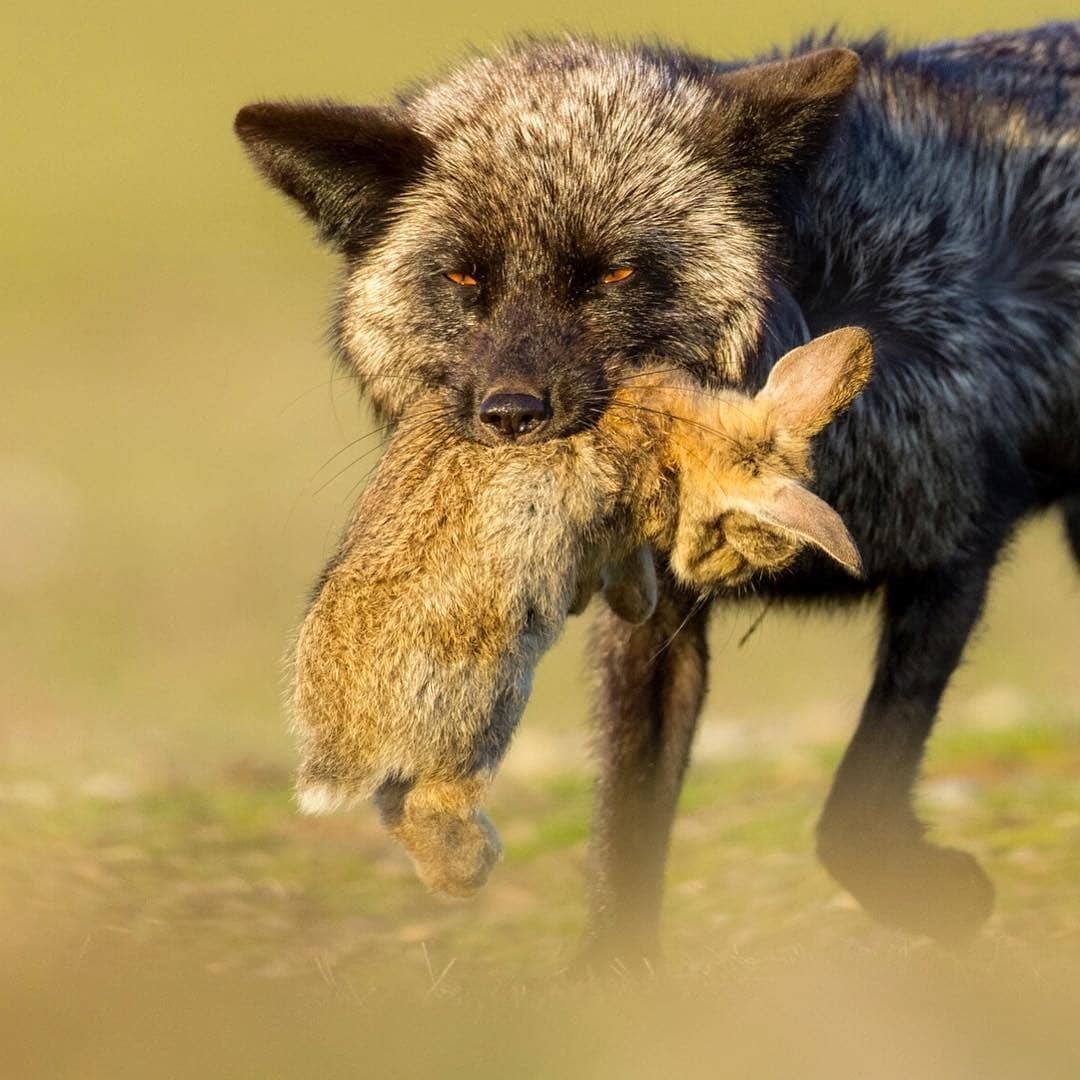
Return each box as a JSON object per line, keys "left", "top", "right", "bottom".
{"left": 446, "top": 270, "right": 478, "bottom": 286}
{"left": 600, "top": 266, "right": 635, "bottom": 285}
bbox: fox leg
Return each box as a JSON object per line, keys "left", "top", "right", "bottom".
{"left": 817, "top": 557, "right": 998, "bottom": 942}
{"left": 581, "top": 575, "right": 711, "bottom": 967}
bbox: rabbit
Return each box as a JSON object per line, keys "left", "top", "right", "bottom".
{"left": 291, "top": 327, "right": 872, "bottom": 896}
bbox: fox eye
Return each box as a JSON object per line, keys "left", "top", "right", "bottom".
{"left": 445, "top": 270, "right": 479, "bottom": 286}
{"left": 600, "top": 266, "right": 635, "bottom": 285}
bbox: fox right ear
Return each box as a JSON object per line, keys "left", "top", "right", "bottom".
{"left": 710, "top": 49, "right": 860, "bottom": 186}
{"left": 758, "top": 326, "right": 873, "bottom": 437}
{"left": 234, "top": 102, "right": 432, "bottom": 249}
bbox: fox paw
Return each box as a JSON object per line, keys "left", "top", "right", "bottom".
{"left": 819, "top": 832, "right": 995, "bottom": 944}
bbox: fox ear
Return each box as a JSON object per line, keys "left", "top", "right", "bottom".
{"left": 757, "top": 326, "right": 873, "bottom": 437}
{"left": 710, "top": 48, "right": 860, "bottom": 183}
{"left": 234, "top": 101, "right": 432, "bottom": 249}
{"left": 741, "top": 481, "right": 863, "bottom": 577}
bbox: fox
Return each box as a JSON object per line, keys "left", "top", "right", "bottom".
{"left": 235, "top": 20, "right": 1080, "bottom": 961}
{"left": 293, "top": 329, "right": 872, "bottom": 897}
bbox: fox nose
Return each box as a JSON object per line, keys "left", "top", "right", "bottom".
{"left": 477, "top": 391, "right": 552, "bottom": 439}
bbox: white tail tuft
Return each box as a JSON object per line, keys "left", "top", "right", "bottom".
{"left": 296, "top": 782, "right": 351, "bottom": 815}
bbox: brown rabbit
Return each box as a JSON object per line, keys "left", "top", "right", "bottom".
{"left": 292, "top": 327, "right": 872, "bottom": 896}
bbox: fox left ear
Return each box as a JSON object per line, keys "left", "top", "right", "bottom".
{"left": 742, "top": 481, "right": 864, "bottom": 578}
{"left": 234, "top": 101, "right": 432, "bottom": 251}
{"left": 710, "top": 48, "right": 860, "bottom": 184}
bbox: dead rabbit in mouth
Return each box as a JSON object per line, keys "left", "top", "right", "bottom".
{"left": 291, "top": 327, "right": 872, "bottom": 896}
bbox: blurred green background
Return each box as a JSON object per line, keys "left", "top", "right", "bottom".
{"left": 3, "top": 2, "right": 1080, "bottom": 1076}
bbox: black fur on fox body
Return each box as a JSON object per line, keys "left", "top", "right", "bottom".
{"left": 236, "top": 21, "right": 1080, "bottom": 959}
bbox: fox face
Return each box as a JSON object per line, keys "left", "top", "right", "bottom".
{"left": 235, "top": 43, "right": 859, "bottom": 437}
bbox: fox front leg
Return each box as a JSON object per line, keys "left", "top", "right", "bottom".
{"left": 583, "top": 574, "right": 711, "bottom": 968}
{"left": 817, "top": 559, "right": 997, "bottom": 941}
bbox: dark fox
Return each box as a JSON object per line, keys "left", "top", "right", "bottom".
{"left": 235, "top": 20, "right": 1080, "bottom": 961}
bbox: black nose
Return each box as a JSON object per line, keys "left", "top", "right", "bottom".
{"left": 478, "top": 392, "right": 552, "bottom": 439}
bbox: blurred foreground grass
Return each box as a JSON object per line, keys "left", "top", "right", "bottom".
{"left": 4, "top": 715, "right": 1080, "bottom": 1078}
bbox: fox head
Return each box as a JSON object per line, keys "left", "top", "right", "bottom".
{"left": 235, "top": 42, "right": 859, "bottom": 439}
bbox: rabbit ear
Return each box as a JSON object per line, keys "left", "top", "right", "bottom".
{"left": 741, "top": 481, "right": 864, "bottom": 577}
{"left": 758, "top": 326, "right": 873, "bottom": 437}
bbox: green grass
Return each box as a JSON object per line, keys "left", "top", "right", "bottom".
{"left": 6, "top": 722, "right": 1079, "bottom": 969}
